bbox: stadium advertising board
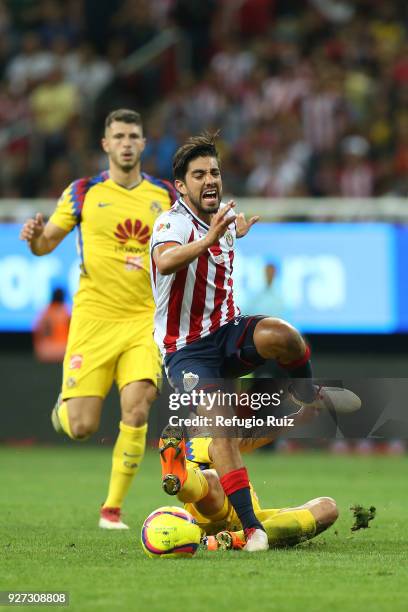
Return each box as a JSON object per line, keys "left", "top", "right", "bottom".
{"left": 0, "top": 222, "right": 401, "bottom": 333}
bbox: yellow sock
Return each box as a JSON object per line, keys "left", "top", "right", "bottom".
{"left": 177, "top": 467, "right": 209, "bottom": 503}
{"left": 103, "top": 422, "right": 147, "bottom": 509}
{"left": 57, "top": 401, "right": 75, "bottom": 439}
{"left": 235, "top": 508, "right": 316, "bottom": 547}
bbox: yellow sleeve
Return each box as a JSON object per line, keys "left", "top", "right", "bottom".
{"left": 49, "top": 183, "right": 80, "bottom": 232}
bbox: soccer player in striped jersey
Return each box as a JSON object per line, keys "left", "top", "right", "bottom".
{"left": 20, "top": 109, "right": 176, "bottom": 529}
{"left": 150, "top": 132, "right": 359, "bottom": 551}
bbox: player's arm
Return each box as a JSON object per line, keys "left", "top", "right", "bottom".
{"left": 20, "top": 213, "right": 68, "bottom": 255}
{"left": 153, "top": 201, "right": 236, "bottom": 275}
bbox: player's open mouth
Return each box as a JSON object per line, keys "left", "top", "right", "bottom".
{"left": 202, "top": 189, "right": 218, "bottom": 205}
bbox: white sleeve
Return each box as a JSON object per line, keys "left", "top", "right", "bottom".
{"left": 150, "top": 212, "right": 192, "bottom": 251}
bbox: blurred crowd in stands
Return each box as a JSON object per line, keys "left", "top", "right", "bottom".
{"left": 1, "top": 0, "right": 408, "bottom": 199}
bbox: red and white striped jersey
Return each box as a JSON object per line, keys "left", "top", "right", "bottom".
{"left": 150, "top": 198, "right": 240, "bottom": 355}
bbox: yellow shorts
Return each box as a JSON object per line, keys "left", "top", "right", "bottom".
{"left": 184, "top": 480, "right": 263, "bottom": 535}
{"left": 61, "top": 315, "right": 162, "bottom": 399}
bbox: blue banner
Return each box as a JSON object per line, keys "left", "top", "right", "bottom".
{"left": 234, "top": 223, "right": 397, "bottom": 333}
{"left": 0, "top": 222, "right": 402, "bottom": 333}
{"left": 0, "top": 224, "right": 78, "bottom": 331}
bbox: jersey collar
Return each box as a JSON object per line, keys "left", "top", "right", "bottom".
{"left": 178, "top": 197, "right": 209, "bottom": 231}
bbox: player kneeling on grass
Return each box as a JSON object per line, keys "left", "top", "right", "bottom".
{"left": 159, "top": 425, "right": 338, "bottom": 551}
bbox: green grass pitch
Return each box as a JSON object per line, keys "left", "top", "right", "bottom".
{"left": 1, "top": 446, "right": 407, "bottom": 612}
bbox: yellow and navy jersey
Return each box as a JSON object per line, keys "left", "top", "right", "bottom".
{"left": 50, "top": 171, "right": 176, "bottom": 319}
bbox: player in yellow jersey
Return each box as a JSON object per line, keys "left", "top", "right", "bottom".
{"left": 159, "top": 424, "right": 339, "bottom": 551}
{"left": 20, "top": 109, "right": 176, "bottom": 529}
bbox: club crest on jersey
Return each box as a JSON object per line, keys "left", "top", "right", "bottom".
{"left": 150, "top": 201, "right": 163, "bottom": 214}
{"left": 183, "top": 371, "right": 200, "bottom": 392}
{"left": 69, "top": 354, "right": 83, "bottom": 369}
{"left": 114, "top": 219, "right": 150, "bottom": 245}
{"left": 225, "top": 230, "right": 234, "bottom": 248}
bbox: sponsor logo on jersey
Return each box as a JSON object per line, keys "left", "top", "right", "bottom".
{"left": 183, "top": 371, "right": 200, "bottom": 392}
{"left": 157, "top": 222, "right": 171, "bottom": 232}
{"left": 66, "top": 377, "right": 77, "bottom": 388}
{"left": 69, "top": 354, "right": 83, "bottom": 369}
{"left": 98, "top": 202, "right": 113, "bottom": 207}
{"left": 212, "top": 253, "right": 225, "bottom": 264}
{"left": 114, "top": 219, "right": 150, "bottom": 245}
{"left": 125, "top": 255, "right": 143, "bottom": 271}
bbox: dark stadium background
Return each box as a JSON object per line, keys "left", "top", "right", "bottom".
{"left": 1, "top": 0, "right": 408, "bottom": 449}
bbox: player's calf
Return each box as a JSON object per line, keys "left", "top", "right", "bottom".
{"left": 193, "top": 469, "right": 226, "bottom": 515}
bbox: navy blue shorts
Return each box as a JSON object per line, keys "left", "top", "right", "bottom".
{"left": 164, "top": 315, "right": 266, "bottom": 392}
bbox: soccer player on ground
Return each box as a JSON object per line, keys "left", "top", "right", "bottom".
{"left": 150, "top": 133, "right": 359, "bottom": 551}
{"left": 159, "top": 430, "right": 339, "bottom": 551}
{"left": 20, "top": 109, "right": 176, "bottom": 529}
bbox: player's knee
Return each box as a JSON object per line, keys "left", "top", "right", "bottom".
{"left": 211, "top": 437, "right": 239, "bottom": 452}
{"left": 274, "top": 319, "right": 304, "bottom": 357}
{"left": 254, "top": 318, "right": 305, "bottom": 360}
{"left": 318, "top": 496, "right": 339, "bottom": 526}
{"left": 70, "top": 420, "right": 98, "bottom": 440}
{"left": 122, "top": 408, "right": 149, "bottom": 428}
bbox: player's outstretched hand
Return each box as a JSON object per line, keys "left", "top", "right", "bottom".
{"left": 20, "top": 213, "right": 45, "bottom": 244}
{"left": 236, "top": 212, "right": 259, "bottom": 238}
{"left": 206, "top": 200, "right": 236, "bottom": 246}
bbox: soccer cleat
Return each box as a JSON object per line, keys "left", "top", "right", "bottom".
{"left": 205, "top": 531, "right": 245, "bottom": 551}
{"left": 243, "top": 528, "right": 269, "bottom": 552}
{"left": 159, "top": 424, "right": 187, "bottom": 495}
{"left": 99, "top": 506, "right": 129, "bottom": 530}
{"left": 51, "top": 393, "right": 64, "bottom": 434}
{"left": 290, "top": 386, "right": 361, "bottom": 414}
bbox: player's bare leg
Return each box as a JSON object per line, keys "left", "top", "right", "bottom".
{"left": 52, "top": 395, "right": 103, "bottom": 439}
{"left": 203, "top": 394, "right": 268, "bottom": 551}
{"left": 253, "top": 318, "right": 360, "bottom": 413}
{"left": 100, "top": 380, "right": 157, "bottom": 529}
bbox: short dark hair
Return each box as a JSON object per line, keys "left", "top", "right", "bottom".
{"left": 173, "top": 132, "right": 220, "bottom": 181}
{"left": 104, "top": 109, "right": 142, "bottom": 130}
